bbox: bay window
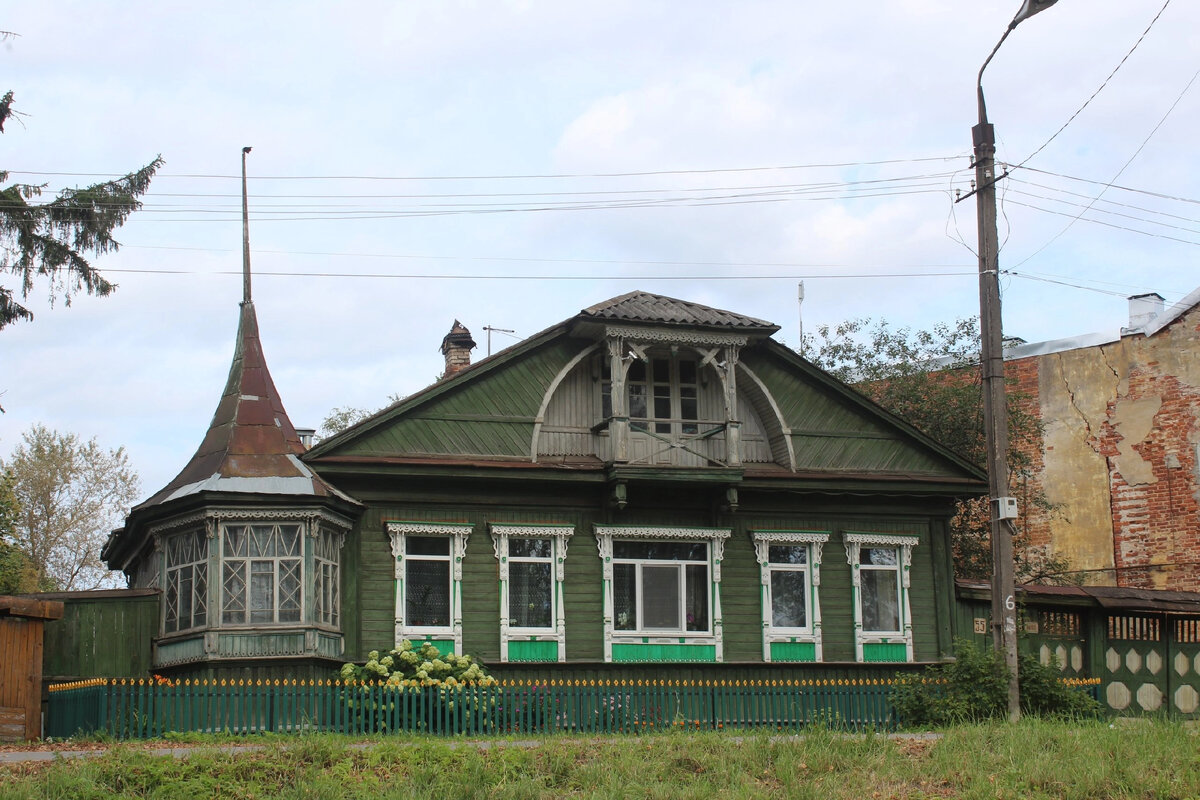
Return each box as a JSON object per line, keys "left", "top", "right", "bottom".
{"left": 221, "top": 522, "right": 302, "bottom": 625}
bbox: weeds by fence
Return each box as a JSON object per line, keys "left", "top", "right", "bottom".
{"left": 46, "top": 676, "right": 903, "bottom": 739}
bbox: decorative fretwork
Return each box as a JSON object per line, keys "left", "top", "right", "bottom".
{"left": 1039, "top": 610, "right": 1081, "bottom": 638}
{"left": 1108, "top": 615, "right": 1161, "bottom": 642}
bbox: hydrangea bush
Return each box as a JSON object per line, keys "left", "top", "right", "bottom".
{"left": 338, "top": 640, "right": 498, "bottom": 688}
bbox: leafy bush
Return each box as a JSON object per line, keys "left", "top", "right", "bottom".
{"left": 890, "top": 639, "right": 1100, "bottom": 727}
{"left": 338, "top": 640, "right": 497, "bottom": 687}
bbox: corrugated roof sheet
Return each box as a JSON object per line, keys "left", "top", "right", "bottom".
{"left": 581, "top": 291, "right": 778, "bottom": 331}
{"left": 135, "top": 301, "right": 352, "bottom": 510}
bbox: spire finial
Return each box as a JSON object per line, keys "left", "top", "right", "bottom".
{"left": 241, "top": 146, "right": 253, "bottom": 303}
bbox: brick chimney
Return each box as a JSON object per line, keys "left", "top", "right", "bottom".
{"left": 440, "top": 320, "right": 476, "bottom": 379}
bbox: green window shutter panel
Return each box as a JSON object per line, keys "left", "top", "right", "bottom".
{"left": 611, "top": 644, "right": 717, "bottom": 663}
{"left": 507, "top": 640, "right": 558, "bottom": 662}
{"left": 413, "top": 637, "right": 456, "bottom": 656}
{"left": 769, "top": 641, "right": 817, "bottom": 662}
{"left": 862, "top": 642, "right": 908, "bottom": 662}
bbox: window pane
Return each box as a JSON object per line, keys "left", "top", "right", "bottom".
{"left": 613, "top": 563, "right": 636, "bottom": 631}
{"left": 510, "top": 561, "right": 553, "bottom": 628}
{"left": 652, "top": 358, "right": 669, "bottom": 381}
{"left": 222, "top": 560, "right": 246, "bottom": 624}
{"left": 406, "top": 559, "right": 450, "bottom": 627}
{"left": 771, "top": 570, "right": 808, "bottom": 628}
{"left": 224, "top": 526, "right": 247, "bottom": 558}
{"left": 407, "top": 536, "right": 450, "bottom": 556}
{"left": 179, "top": 567, "right": 193, "bottom": 630}
{"left": 628, "top": 360, "right": 645, "bottom": 382}
{"left": 250, "top": 561, "right": 275, "bottom": 623}
{"left": 653, "top": 394, "right": 671, "bottom": 420}
{"left": 277, "top": 525, "right": 301, "bottom": 557}
{"left": 613, "top": 540, "right": 706, "bottom": 561}
{"left": 862, "top": 569, "right": 900, "bottom": 632}
{"left": 678, "top": 360, "right": 697, "bottom": 384}
{"left": 769, "top": 545, "right": 807, "bottom": 565}
{"left": 509, "top": 538, "right": 552, "bottom": 558}
{"left": 642, "top": 565, "right": 680, "bottom": 629}
{"left": 629, "top": 385, "right": 647, "bottom": 419}
{"left": 194, "top": 564, "right": 207, "bottom": 627}
{"left": 249, "top": 525, "right": 276, "bottom": 558}
{"left": 278, "top": 560, "right": 301, "bottom": 623}
{"left": 685, "top": 563, "right": 708, "bottom": 631}
{"left": 863, "top": 547, "right": 898, "bottom": 566}
{"left": 164, "top": 573, "right": 179, "bottom": 633}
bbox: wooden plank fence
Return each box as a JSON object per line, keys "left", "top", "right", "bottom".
{"left": 46, "top": 677, "right": 903, "bottom": 739}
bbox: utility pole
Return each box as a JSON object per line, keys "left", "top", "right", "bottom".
{"left": 967, "top": 0, "right": 1059, "bottom": 723}
{"left": 797, "top": 282, "right": 806, "bottom": 356}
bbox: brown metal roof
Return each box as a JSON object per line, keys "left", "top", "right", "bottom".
{"left": 136, "top": 301, "right": 351, "bottom": 510}
{"left": 957, "top": 579, "right": 1200, "bottom": 614}
{"left": 580, "top": 291, "right": 779, "bottom": 332}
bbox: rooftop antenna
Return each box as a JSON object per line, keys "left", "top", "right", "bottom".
{"left": 797, "top": 281, "right": 805, "bottom": 356}
{"left": 482, "top": 325, "right": 515, "bottom": 356}
{"left": 241, "top": 146, "right": 253, "bottom": 303}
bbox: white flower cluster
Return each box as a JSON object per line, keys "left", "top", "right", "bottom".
{"left": 338, "top": 639, "right": 498, "bottom": 687}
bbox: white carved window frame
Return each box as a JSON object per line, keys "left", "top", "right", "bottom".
{"left": 490, "top": 523, "right": 573, "bottom": 663}
{"left": 386, "top": 521, "right": 472, "bottom": 653}
{"left": 843, "top": 532, "right": 918, "bottom": 662}
{"left": 594, "top": 525, "right": 731, "bottom": 662}
{"left": 751, "top": 530, "right": 830, "bottom": 662}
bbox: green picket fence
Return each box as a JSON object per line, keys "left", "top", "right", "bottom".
{"left": 45, "top": 677, "right": 900, "bottom": 739}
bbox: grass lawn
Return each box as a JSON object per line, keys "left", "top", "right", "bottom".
{"left": 1, "top": 719, "right": 1196, "bottom": 799}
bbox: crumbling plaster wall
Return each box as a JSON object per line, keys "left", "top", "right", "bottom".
{"left": 1014, "top": 307, "right": 1200, "bottom": 590}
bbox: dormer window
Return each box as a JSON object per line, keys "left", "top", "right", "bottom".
{"left": 601, "top": 353, "right": 700, "bottom": 435}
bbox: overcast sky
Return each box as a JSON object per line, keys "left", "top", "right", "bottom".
{"left": 3, "top": 1, "right": 1198, "bottom": 501}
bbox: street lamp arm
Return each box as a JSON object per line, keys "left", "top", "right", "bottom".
{"left": 977, "top": 24, "right": 1016, "bottom": 127}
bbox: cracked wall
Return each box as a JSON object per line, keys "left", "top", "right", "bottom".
{"left": 1012, "top": 306, "right": 1200, "bottom": 590}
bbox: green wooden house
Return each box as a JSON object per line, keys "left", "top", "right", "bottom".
{"left": 103, "top": 290, "right": 985, "bottom": 679}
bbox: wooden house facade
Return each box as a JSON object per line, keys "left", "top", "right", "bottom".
{"left": 101, "top": 290, "right": 986, "bottom": 679}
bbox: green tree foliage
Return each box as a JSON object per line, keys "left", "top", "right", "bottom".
{"left": 804, "top": 318, "right": 1068, "bottom": 583}
{"left": 889, "top": 639, "right": 1100, "bottom": 727}
{"left": 0, "top": 425, "right": 140, "bottom": 590}
{"left": 0, "top": 469, "right": 41, "bottom": 593}
{"left": 1, "top": 86, "right": 162, "bottom": 329}
{"left": 319, "top": 393, "right": 403, "bottom": 440}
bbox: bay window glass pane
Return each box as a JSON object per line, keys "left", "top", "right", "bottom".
{"left": 642, "top": 565, "right": 680, "bottom": 629}
{"left": 509, "top": 538, "right": 552, "bottom": 558}
{"left": 249, "top": 525, "right": 276, "bottom": 558}
{"left": 685, "top": 563, "right": 708, "bottom": 631}
{"left": 222, "top": 560, "right": 246, "bottom": 624}
{"left": 179, "top": 567, "right": 193, "bottom": 630}
{"left": 861, "top": 569, "right": 900, "bottom": 632}
{"left": 613, "top": 563, "right": 636, "bottom": 630}
{"left": 771, "top": 570, "right": 808, "bottom": 628}
{"left": 406, "top": 559, "right": 450, "bottom": 627}
{"left": 678, "top": 360, "right": 697, "bottom": 384}
{"left": 165, "top": 573, "right": 180, "bottom": 632}
{"left": 278, "top": 560, "right": 301, "bottom": 623}
{"left": 278, "top": 525, "right": 301, "bottom": 557}
{"left": 407, "top": 536, "right": 450, "bottom": 556}
{"left": 509, "top": 561, "right": 553, "bottom": 628}
{"left": 250, "top": 560, "right": 275, "bottom": 623}
{"left": 194, "top": 563, "right": 208, "bottom": 627}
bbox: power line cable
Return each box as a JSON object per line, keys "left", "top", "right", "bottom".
{"left": 1016, "top": 0, "right": 1173, "bottom": 168}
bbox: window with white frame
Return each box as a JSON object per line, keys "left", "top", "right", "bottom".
{"left": 751, "top": 530, "right": 829, "bottom": 662}
{"left": 313, "top": 525, "right": 341, "bottom": 628}
{"left": 490, "top": 523, "right": 572, "bottom": 662}
{"left": 843, "top": 532, "right": 918, "bottom": 662}
{"left": 221, "top": 523, "right": 302, "bottom": 625}
{"left": 163, "top": 529, "right": 208, "bottom": 634}
{"left": 595, "top": 525, "right": 730, "bottom": 662}
{"left": 387, "top": 522, "right": 471, "bottom": 652}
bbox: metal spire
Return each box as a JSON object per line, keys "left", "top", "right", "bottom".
{"left": 241, "top": 146, "right": 252, "bottom": 303}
